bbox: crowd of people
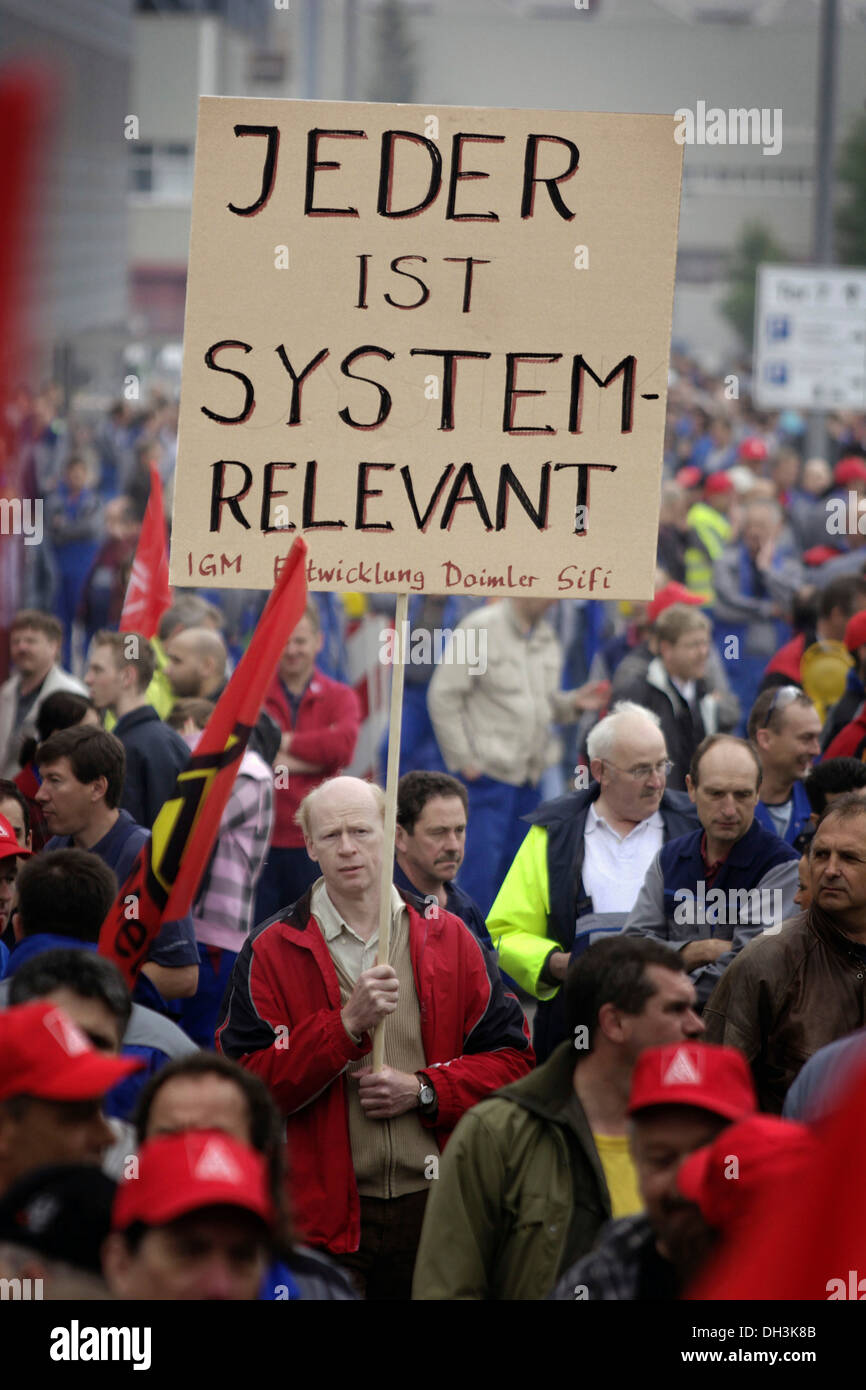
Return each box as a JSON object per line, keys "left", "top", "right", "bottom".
{"left": 2, "top": 357, "right": 866, "bottom": 1301}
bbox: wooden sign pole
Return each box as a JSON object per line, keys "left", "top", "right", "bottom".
{"left": 372, "top": 590, "right": 409, "bottom": 1071}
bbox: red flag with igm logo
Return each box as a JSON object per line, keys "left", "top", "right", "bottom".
{"left": 119, "top": 461, "right": 171, "bottom": 639}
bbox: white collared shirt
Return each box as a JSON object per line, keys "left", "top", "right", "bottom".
{"left": 582, "top": 804, "right": 665, "bottom": 914}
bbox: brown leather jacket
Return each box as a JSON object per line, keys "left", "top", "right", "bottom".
{"left": 703, "top": 908, "right": 866, "bottom": 1113}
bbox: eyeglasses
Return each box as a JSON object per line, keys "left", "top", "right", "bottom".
{"left": 602, "top": 758, "right": 673, "bottom": 782}
{"left": 760, "top": 685, "right": 803, "bottom": 730}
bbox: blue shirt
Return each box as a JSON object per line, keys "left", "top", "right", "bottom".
{"left": 46, "top": 810, "right": 198, "bottom": 970}
{"left": 755, "top": 779, "right": 813, "bottom": 848}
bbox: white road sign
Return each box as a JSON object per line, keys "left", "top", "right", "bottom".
{"left": 754, "top": 265, "right": 866, "bottom": 411}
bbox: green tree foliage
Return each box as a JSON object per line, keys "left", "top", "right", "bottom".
{"left": 367, "top": 0, "right": 416, "bottom": 104}
{"left": 720, "top": 221, "right": 788, "bottom": 352}
{"left": 836, "top": 113, "right": 866, "bottom": 267}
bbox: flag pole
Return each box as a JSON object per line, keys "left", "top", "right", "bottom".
{"left": 372, "top": 590, "right": 409, "bottom": 1071}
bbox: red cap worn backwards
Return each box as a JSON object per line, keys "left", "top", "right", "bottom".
{"left": 112, "top": 1130, "right": 276, "bottom": 1233}
{"left": 0, "top": 812, "right": 30, "bottom": 864}
{"left": 0, "top": 1001, "right": 142, "bottom": 1104}
{"left": 627, "top": 1042, "right": 757, "bottom": 1122}
{"left": 845, "top": 609, "right": 866, "bottom": 654}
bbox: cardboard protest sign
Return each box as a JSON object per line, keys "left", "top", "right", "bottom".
{"left": 171, "top": 97, "right": 682, "bottom": 599}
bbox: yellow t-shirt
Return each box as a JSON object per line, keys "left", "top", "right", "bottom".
{"left": 593, "top": 1132, "right": 643, "bottom": 1218}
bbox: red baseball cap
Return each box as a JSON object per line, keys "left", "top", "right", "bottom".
{"left": 834, "top": 456, "right": 866, "bottom": 487}
{"left": 739, "top": 437, "right": 768, "bottom": 463}
{"left": 703, "top": 471, "right": 734, "bottom": 497}
{"left": 647, "top": 582, "right": 705, "bottom": 626}
{"left": 676, "top": 1114, "right": 814, "bottom": 1232}
{"left": 676, "top": 466, "right": 702, "bottom": 490}
{"left": 803, "top": 545, "right": 844, "bottom": 568}
{"left": 628, "top": 1042, "right": 758, "bottom": 1121}
{"left": 0, "top": 812, "right": 30, "bottom": 864}
{"left": 845, "top": 610, "right": 866, "bottom": 654}
{"left": 112, "top": 1130, "right": 276, "bottom": 1233}
{"left": 0, "top": 1001, "right": 142, "bottom": 1104}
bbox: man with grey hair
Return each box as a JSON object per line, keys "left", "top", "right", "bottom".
{"left": 489, "top": 702, "right": 699, "bottom": 1061}
{"left": 216, "top": 774, "right": 532, "bottom": 1299}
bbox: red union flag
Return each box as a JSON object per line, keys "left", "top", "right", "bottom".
{"left": 99, "top": 537, "right": 308, "bottom": 986}
{"left": 120, "top": 462, "right": 171, "bottom": 639}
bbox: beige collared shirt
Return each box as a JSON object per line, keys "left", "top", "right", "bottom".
{"left": 312, "top": 879, "right": 407, "bottom": 991}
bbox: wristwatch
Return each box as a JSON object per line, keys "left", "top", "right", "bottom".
{"left": 416, "top": 1074, "right": 437, "bottom": 1115}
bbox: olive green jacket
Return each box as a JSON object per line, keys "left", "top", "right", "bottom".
{"left": 412, "top": 1042, "right": 611, "bottom": 1300}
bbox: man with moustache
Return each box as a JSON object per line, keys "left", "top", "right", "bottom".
{"left": 704, "top": 794, "right": 866, "bottom": 1111}
{"left": 394, "top": 771, "right": 493, "bottom": 950}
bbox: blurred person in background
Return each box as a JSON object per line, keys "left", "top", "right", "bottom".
{"left": 44, "top": 455, "right": 103, "bottom": 667}
{"left": 684, "top": 472, "right": 735, "bottom": 603}
{"left": 13, "top": 690, "right": 98, "bottom": 850}
{"left": 760, "top": 576, "right": 866, "bottom": 719}
{"left": 0, "top": 811, "right": 31, "bottom": 974}
{"left": 712, "top": 498, "right": 803, "bottom": 719}
{"left": 0, "top": 611, "right": 87, "bottom": 779}
{"left": 618, "top": 605, "right": 719, "bottom": 792}
{"left": 36, "top": 726, "right": 199, "bottom": 1004}
{"left": 76, "top": 495, "right": 139, "bottom": 648}
{"left": 256, "top": 603, "right": 360, "bottom": 923}
{"left": 165, "top": 698, "right": 274, "bottom": 1049}
{"left": 0, "top": 1163, "right": 116, "bottom": 1300}
{"left": 821, "top": 608, "right": 866, "bottom": 751}
{"left": 85, "top": 630, "right": 190, "bottom": 830}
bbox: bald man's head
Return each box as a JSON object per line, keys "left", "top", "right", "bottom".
{"left": 164, "top": 627, "right": 227, "bottom": 699}
{"left": 297, "top": 778, "right": 387, "bottom": 904}
{"left": 297, "top": 777, "right": 385, "bottom": 841}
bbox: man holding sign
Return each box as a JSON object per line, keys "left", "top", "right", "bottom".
{"left": 215, "top": 774, "right": 533, "bottom": 1300}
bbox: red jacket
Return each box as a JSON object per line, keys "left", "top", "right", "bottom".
{"left": 823, "top": 704, "right": 866, "bottom": 761}
{"left": 764, "top": 633, "right": 806, "bottom": 684}
{"left": 264, "top": 668, "right": 361, "bottom": 848}
{"left": 215, "top": 887, "right": 534, "bottom": 1254}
